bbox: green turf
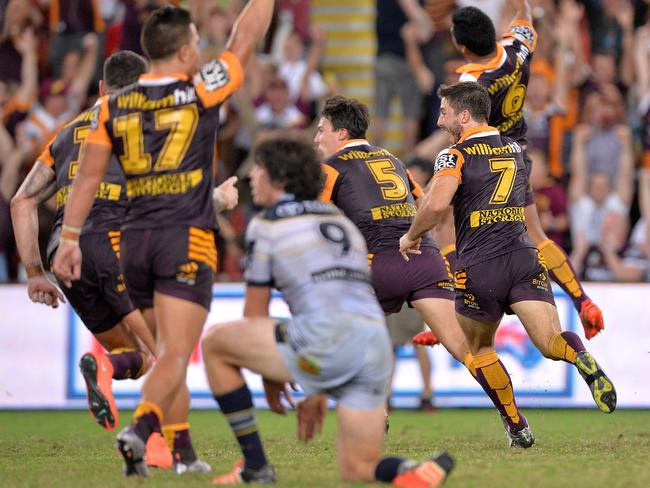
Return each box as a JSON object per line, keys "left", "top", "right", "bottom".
{"left": 1, "top": 409, "right": 649, "bottom": 487}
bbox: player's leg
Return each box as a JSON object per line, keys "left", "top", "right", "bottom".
{"left": 510, "top": 300, "right": 616, "bottom": 413}
{"left": 204, "top": 317, "right": 289, "bottom": 484}
{"left": 455, "top": 312, "right": 533, "bottom": 448}
{"left": 78, "top": 319, "right": 150, "bottom": 431}
{"left": 117, "top": 293, "right": 207, "bottom": 477}
{"left": 414, "top": 346, "right": 435, "bottom": 410}
{"left": 526, "top": 203, "right": 604, "bottom": 339}
{"left": 411, "top": 297, "right": 470, "bottom": 363}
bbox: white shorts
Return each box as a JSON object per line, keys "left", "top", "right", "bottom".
{"left": 275, "top": 313, "right": 392, "bottom": 409}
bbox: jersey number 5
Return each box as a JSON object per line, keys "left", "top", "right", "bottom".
{"left": 488, "top": 157, "right": 517, "bottom": 204}
{"left": 366, "top": 159, "right": 408, "bottom": 201}
{"left": 113, "top": 104, "right": 199, "bottom": 175}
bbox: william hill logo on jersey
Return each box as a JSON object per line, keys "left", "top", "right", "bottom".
{"left": 470, "top": 206, "right": 525, "bottom": 227}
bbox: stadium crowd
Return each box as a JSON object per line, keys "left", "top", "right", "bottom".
{"left": 0, "top": 0, "right": 649, "bottom": 284}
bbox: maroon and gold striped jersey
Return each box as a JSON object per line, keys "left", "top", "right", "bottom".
{"left": 457, "top": 20, "right": 537, "bottom": 146}
{"left": 85, "top": 51, "right": 243, "bottom": 230}
{"left": 321, "top": 139, "right": 434, "bottom": 253}
{"left": 433, "top": 126, "right": 533, "bottom": 268}
{"left": 40, "top": 106, "right": 128, "bottom": 259}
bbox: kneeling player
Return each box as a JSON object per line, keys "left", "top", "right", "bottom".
{"left": 202, "top": 135, "right": 454, "bottom": 486}
{"left": 11, "top": 51, "right": 156, "bottom": 431}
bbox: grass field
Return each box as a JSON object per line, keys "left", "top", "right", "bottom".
{"left": 2, "top": 409, "right": 649, "bottom": 487}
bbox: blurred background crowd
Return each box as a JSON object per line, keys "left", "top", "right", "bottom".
{"left": 0, "top": 0, "right": 649, "bottom": 284}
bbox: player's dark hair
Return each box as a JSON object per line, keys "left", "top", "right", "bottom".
{"left": 321, "top": 95, "right": 369, "bottom": 139}
{"left": 254, "top": 134, "right": 325, "bottom": 200}
{"left": 406, "top": 156, "right": 434, "bottom": 181}
{"left": 103, "top": 51, "right": 147, "bottom": 91}
{"left": 452, "top": 7, "right": 496, "bottom": 57}
{"left": 141, "top": 6, "right": 192, "bottom": 61}
{"left": 438, "top": 82, "right": 491, "bottom": 123}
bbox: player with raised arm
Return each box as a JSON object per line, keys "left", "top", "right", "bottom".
{"left": 11, "top": 51, "right": 156, "bottom": 432}
{"left": 416, "top": 0, "right": 604, "bottom": 345}
{"left": 52, "top": 2, "right": 274, "bottom": 477}
{"left": 202, "top": 134, "right": 454, "bottom": 486}
{"left": 400, "top": 82, "right": 616, "bottom": 447}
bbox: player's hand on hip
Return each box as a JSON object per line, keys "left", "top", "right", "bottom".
{"left": 52, "top": 242, "right": 82, "bottom": 288}
{"left": 296, "top": 394, "right": 327, "bottom": 443}
{"left": 214, "top": 176, "right": 239, "bottom": 212}
{"left": 399, "top": 233, "right": 422, "bottom": 262}
{"left": 27, "top": 274, "right": 66, "bottom": 308}
{"left": 263, "top": 378, "right": 295, "bottom": 415}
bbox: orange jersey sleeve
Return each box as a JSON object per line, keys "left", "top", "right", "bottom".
{"left": 194, "top": 51, "right": 244, "bottom": 109}
{"left": 406, "top": 169, "right": 424, "bottom": 199}
{"left": 37, "top": 137, "right": 55, "bottom": 168}
{"left": 85, "top": 96, "right": 113, "bottom": 148}
{"left": 432, "top": 148, "right": 465, "bottom": 183}
{"left": 320, "top": 163, "right": 341, "bottom": 203}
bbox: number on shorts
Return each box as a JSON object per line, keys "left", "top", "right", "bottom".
{"left": 488, "top": 157, "right": 517, "bottom": 204}
{"left": 68, "top": 124, "right": 92, "bottom": 179}
{"left": 113, "top": 104, "right": 199, "bottom": 175}
{"left": 319, "top": 222, "right": 350, "bottom": 256}
{"left": 366, "top": 159, "right": 408, "bottom": 201}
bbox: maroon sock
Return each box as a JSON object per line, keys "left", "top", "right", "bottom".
{"left": 133, "top": 411, "right": 161, "bottom": 442}
{"left": 108, "top": 351, "right": 143, "bottom": 379}
{"left": 561, "top": 331, "right": 585, "bottom": 353}
{"left": 172, "top": 428, "right": 197, "bottom": 464}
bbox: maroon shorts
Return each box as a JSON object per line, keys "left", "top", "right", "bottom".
{"left": 371, "top": 247, "right": 454, "bottom": 314}
{"left": 51, "top": 232, "right": 135, "bottom": 334}
{"left": 523, "top": 150, "right": 535, "bottom": 207}
{"left": 121, "top": 226, "right": 216, "bottom": 310}
{"left": 455, "top": 247, "right": 555, "bottom": 323}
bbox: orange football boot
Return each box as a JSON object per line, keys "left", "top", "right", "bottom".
{"left": 145, "top": 432, "right": 173, "bottom": 469}
{"left": 411, "top": 331, "right": 440, "bottom": 347}
{"left": 79, "top": 352, "right": 118, "bottom": 430}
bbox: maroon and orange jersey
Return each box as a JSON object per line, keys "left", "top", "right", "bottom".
{"left": 85, "top": 51, "right": 244, "bottom": 230}
{"left": 457, "top": 20, "right": 537, "bottom": 145}
{"left": 321, "top": 139, "right": 434, "bottom": 253}
{"left": 40, "top": 106, "right": 128, "bottom": 259}
{"left": 433, "top": 126, "right": 533, "bottom": 268}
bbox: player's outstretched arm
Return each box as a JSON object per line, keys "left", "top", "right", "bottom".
{"left": 508, "top": 0, "right": 532, "bottom": 23}
{"left": 11, "top": 161, "right": 65, "bottom": 307}
{"left": 225, "top": 0, "right": 275, "bottom": 67}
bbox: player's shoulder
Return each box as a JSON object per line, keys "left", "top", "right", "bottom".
{"left": 501, "top": 20, "right": 537, "bottom": 53}
{"left": 433, "top": 146, "right": 464, "bottom": 174}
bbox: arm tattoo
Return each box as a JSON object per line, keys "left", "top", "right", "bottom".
{"left": 16, "top": 163, "right": 56, "bottom": 202}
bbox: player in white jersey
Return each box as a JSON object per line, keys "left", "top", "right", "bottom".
{"left": 202, "top": 134, "right": 454, "bottom": 486}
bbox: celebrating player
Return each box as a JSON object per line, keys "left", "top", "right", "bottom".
{"left": 202, "top": 134, "right": 454, "bottom": 486}
{"left": 52, "top": 2, "right": 274, "bottom": 477}
{"left": 11, "top": 51, "right": 155, "bottom": 431}
{"left": 449, "top": 0, "right": 604, "bottom": 339}
{"left": 400, "top": 81, "right": 617, "bottom": 447}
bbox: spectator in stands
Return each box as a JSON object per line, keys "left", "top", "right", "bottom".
{"left": 20, "top": 32, "right": 98, "bottom": 163}
{"left": 255, "top": 75, "right": 307, "bottom": 129}
{"left": 374, "top": 0, "right": 433, "bottom": 155}
{"left": 278, "top": 28, "right": 328, "bottom": 108}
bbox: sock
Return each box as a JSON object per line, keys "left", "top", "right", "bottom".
{"left": 547, "top": 331, "right": 585, "bottom": 364}
{"left": 537, "top": 239, "right": 588, "bottom": 310}
{"left": 214, "top": 384, "right": 268, "bottom": 471}
{"left": 375, "top": 456, "right": 407, "bottom": 482}
{"left": 108, "top": 348, "right": 145, "bottom": 379}
{"left": 163, "top": 422, "right": 197, "bottom": 464}
{"left": 472, "top": 351, "right": 524, "bottom": 432}
{"left": 132, "top": 400, "right": 163, "bottom": 442}
{"left": 462, "top": 352, "right": 476, "bottom": 376}
{"left": 440, "top": 243, "right": 457, "bottom": 277}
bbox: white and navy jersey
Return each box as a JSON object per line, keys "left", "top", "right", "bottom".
{"left": 244, "top": 198, "right": 384, "bottom": 320}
